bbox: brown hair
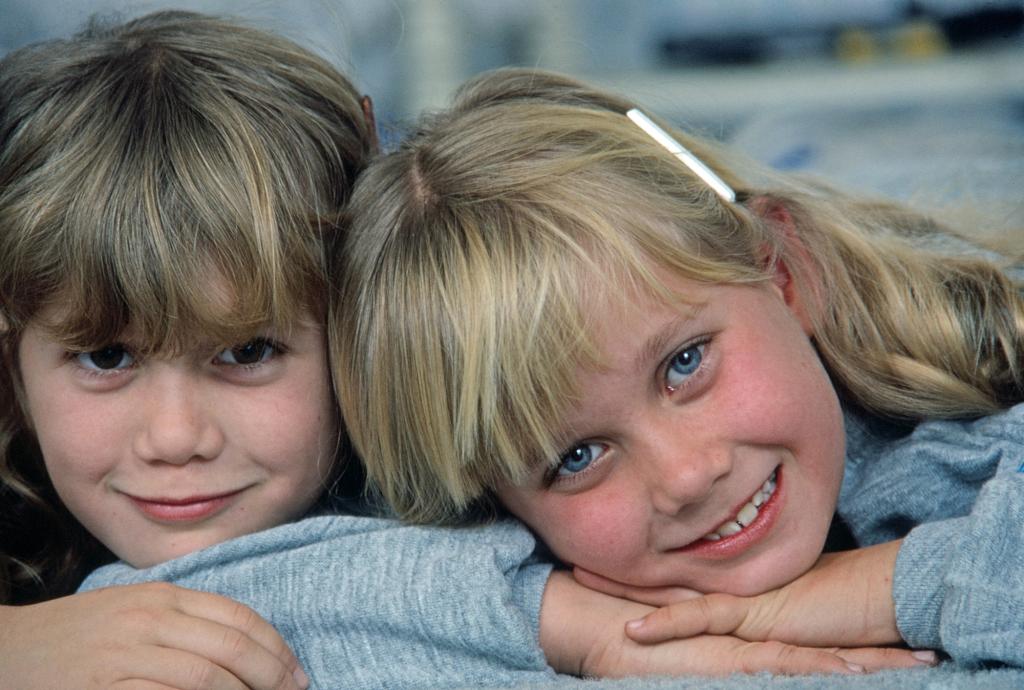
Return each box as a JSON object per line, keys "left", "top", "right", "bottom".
{"left": 0, "top": 10, "right": 375, "bottom": 603}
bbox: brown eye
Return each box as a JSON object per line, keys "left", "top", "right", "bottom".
{"left": 76, "top": 345, "right": 134, "bottom": 371}
{"left": 216, "top": 338, "right": 276, "bottom": 366}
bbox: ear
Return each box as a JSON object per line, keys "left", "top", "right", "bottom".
{"left": 360, "top": 95, "right": 381, "bottom": 155}
{"left": 747, "top": 196, "right": 817, "bottom": 335}
{"left": 770, "top": 255, "right": 816, "bottom": 336}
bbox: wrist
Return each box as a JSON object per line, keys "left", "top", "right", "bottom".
{"left": 816, "top": 539, "right": 901, "bottom": 645}
{"left": 858, "top": 539, "right": 901, "bottom": 644}
{"left": 539, "top": 570, "right": 655, "bottom": 677}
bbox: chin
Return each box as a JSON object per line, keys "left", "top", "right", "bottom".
{"left": 121, "top": 535, "right": 223, "bottom": 569}
{"left": 715, "top": 551, "right": 818, "bottom": 596}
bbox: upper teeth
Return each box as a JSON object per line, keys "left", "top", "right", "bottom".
{"left": 702, "top": 471, "right": 777, "bottom": 541}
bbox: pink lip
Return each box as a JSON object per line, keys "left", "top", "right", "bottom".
{"left": 127, "top": 489, "right": 246, "bottom": 523}
{"left": 672, "top": 466, "right": 783, "bottom": 559}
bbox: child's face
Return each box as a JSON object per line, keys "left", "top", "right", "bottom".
{"left": 18, "top": 310, "right": 337, "bottom": 568}
{"left": 496, "top": 272, "right": 846, "bottom": 596}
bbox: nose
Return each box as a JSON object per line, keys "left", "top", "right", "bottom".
{"left": 642, "top": 425, "right": 733, "bottom": 516}
{"left": 132, "top": 365, "right": 224, "bottom": 465}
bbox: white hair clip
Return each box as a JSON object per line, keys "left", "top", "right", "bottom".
{"left": 626, "top": 108, "right": 736, "bottom": 204}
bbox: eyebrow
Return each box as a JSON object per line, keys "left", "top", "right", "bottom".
{"left": 633, "top": 303, "right": 706, "bottom": 373}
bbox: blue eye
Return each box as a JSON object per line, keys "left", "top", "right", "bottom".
{"left": 556, "top": 443, "right": 605, "bottom": 477}
{"left": 215, "top": 338, "right": 277, "bottom": 366}
{"left": 75, "top": 345, "right": 134, "bottom": 371}
{"left": 665, "top": 342, "right": 705, "bottom": 390}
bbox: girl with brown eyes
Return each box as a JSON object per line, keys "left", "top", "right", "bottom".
{"left": 0, "top": 10, "right": 366, "bottom": 689}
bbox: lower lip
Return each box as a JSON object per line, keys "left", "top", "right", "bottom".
{"left": 128, "top": 491, "right": 244, "bottom": 523}
{"left": 673, "top": 466, "right": 784, "bottom": 559}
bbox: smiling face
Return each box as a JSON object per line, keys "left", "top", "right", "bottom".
{"left": 495, "top": 270, "right": 846, "bottom": 595}
{"left": 17, "top": 311, "right": 337, "bottom": 568}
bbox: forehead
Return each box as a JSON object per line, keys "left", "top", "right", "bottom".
{"left": 582, "top": 270, "right": 709, "bottom": 360}
{"left": 545, "top": 274, "right": 709, "bottom": 431}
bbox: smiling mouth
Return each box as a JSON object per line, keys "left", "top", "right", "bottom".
{"left": 127, "top": 489, "right": 246, "bottom": 523}
{"left": 701, "top": 469, "right": 778, "bottom": 542}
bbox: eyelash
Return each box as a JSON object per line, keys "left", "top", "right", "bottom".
{"left": 544, "top": 442, "right": 607, "bottom": 488}
{"left": 544, "top": 336, "right": 714, "bottom": 488}
{"left": 662, "top": 337, "right": 711, "bottom": 393}
{"left": 212, "top": 338, "right": 288, "bottom": 369}
{"left": 68, "top": 338, "right": 288, "bottom": 377}
{"left": 68, "top": 344, "right": 136, "bottom": 378}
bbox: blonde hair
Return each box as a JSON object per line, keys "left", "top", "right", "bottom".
{"left": 0, "top": 10, "right": 375, "bottom": 603}
{"left": 335, "top": 68, "right": 1024, "bottom": 525}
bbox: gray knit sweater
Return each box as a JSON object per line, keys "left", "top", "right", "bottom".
{"left": 839, "top": 402, "right": 1024, "bottom": 666}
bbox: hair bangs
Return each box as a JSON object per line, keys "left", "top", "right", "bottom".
{"left": 5, "top": 53, "right": 328, "bottom": 353}
{"left": 350, "top": 190, "right": 602, "bottom": 516}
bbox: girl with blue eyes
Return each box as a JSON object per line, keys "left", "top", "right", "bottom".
{"left": 336, "top": 67, "right": 1024, "bottom": 671}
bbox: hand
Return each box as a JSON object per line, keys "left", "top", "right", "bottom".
{"left": 0, "top": 582, "right": 309, "bottom": 690}
{"left": 540, "top": 569, "right": 932, "bottom": 678}
{"left": 587, "top": 631, "right": 934, "bottom": 678}
{"left": 612, "top": 541, "right": 905, "bottom": 649}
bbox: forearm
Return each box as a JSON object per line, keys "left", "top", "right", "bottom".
{"left": 803, "top": 540, "right": 901, "bottom": 646}
{"left": 0, "top": 602, "right": 54, "bottom": 685}
{"left": 0, "top": 604, "right": 28, "bottom": 676}
{"left": 691, "top": 539, "right": 902, "bottom": 648}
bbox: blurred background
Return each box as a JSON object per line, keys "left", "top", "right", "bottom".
{"left": 3, "top": 0, "right": 1024, "bottom": 227}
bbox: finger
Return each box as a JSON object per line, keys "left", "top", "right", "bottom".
{"left": 112, "top": 645, "right": 249, "bottom": 690}
{"left": 113, "top": 582, "right": 299, "bottom": 674}
{"left": 147, "top": 608, "right": 303, "bottom": 690}
{"left": 173, "top": 588, "right": 307, "bottom": 689}
{"left": 834, "top": 647, "right": 938, "bottom": 672}
{"left": 625, "top": 594, "right": 749, "bottom": 644}
{"left": 731, "top": 640, "right": 866, "bottom": 676}
{"left": 573, "top": 566, "right": 702, "bottom": 606}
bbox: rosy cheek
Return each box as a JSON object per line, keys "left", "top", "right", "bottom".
{"left": 541, "top": 493, "right": 645, "bottom": 576}
{"left": 36, "top": 412, "right": 112, "bottom": 479}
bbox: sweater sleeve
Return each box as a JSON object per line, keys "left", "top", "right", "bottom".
{"left": 894, "top": 449, "right": 1024, "bottom": 666}
{"left": 79, "top": 515, "right": 557, "bottom": 689}
{"left": 841, "top": 403, "right": 1024, "bottom": 667}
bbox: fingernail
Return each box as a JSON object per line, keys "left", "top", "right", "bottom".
{"left": 625, "top": 619, "right": 644, "bottom": 632}
{"left": 912, "top": 650, "right": 937, "bottom": 665}
{"left": 294, "top": 666, "right": 310, "bottom": 689}
{"left": 846, "top": 663, "right": 865, "bottom": 674}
